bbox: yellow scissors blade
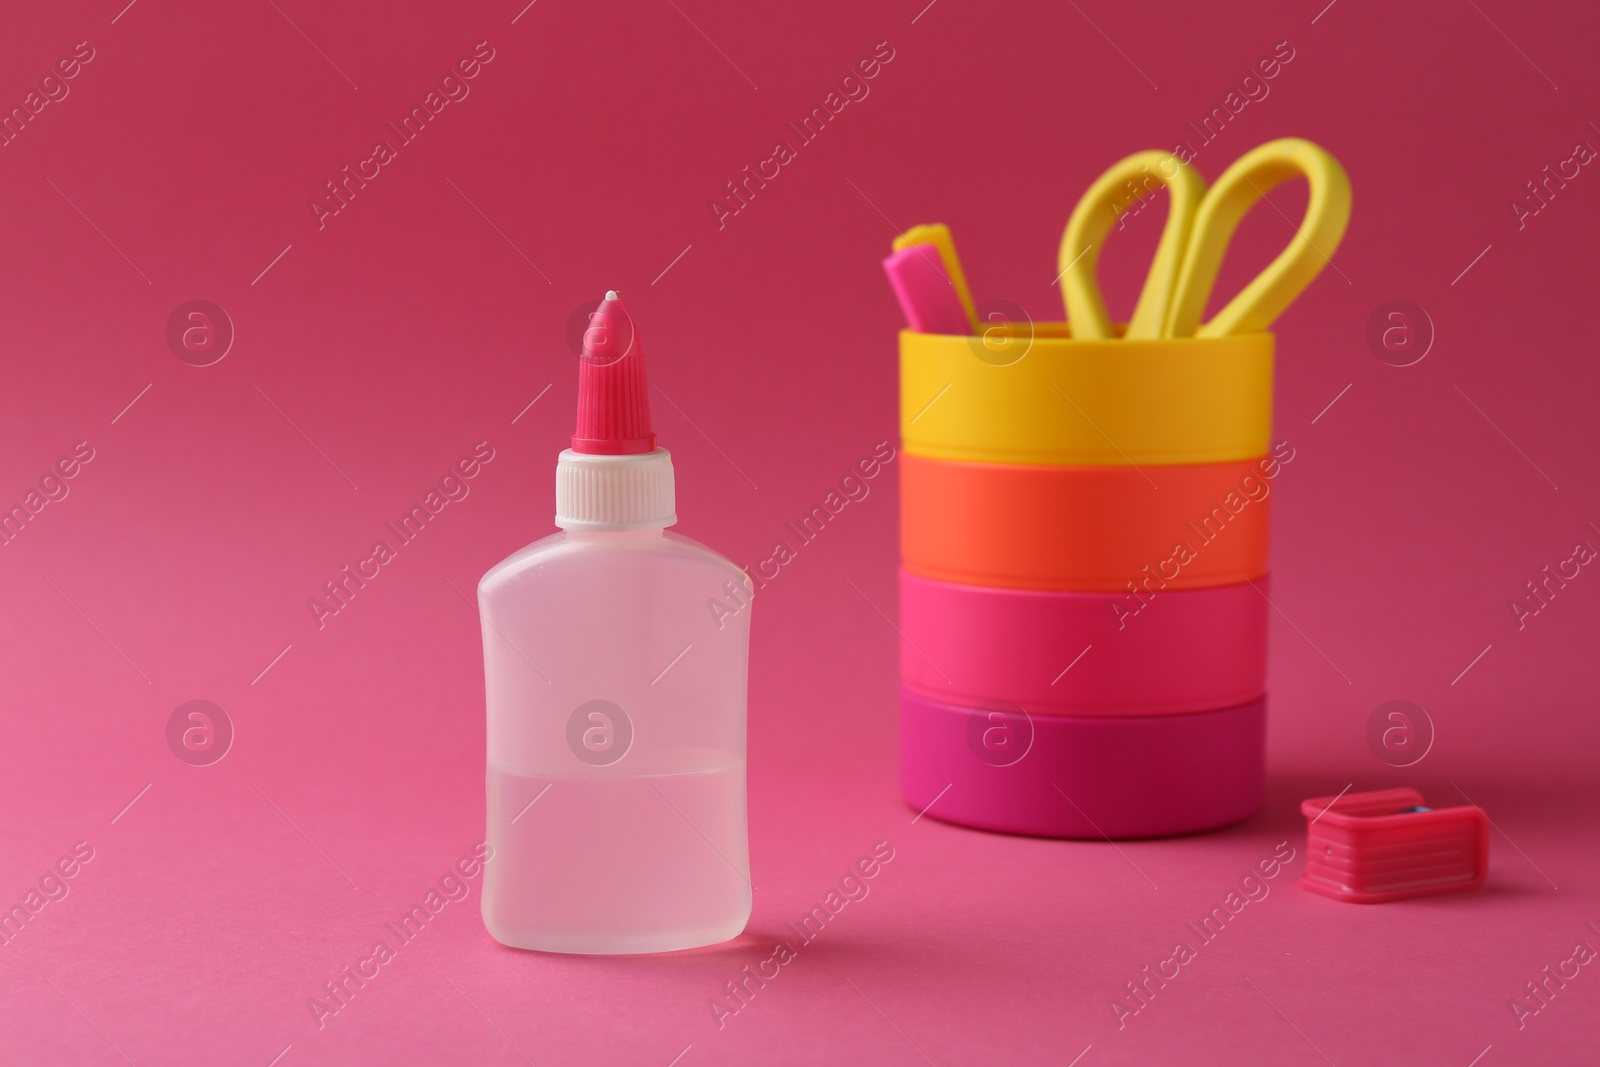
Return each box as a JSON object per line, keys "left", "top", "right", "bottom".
{"left": 1165, "top": 138, "right": 1352, "bottom": 339}
{"left": 1059, "top": 150, "right": 1206, "bottom": 340}
{"left": 893, "top": 223, "right": 981, "bottom": 333}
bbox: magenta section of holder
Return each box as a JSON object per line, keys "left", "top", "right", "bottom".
{"left": 899, "top": 569, "right": 1268, "bottom": 715}
{"left": 900, "top": 688, "right": 1265, "bottom": 838}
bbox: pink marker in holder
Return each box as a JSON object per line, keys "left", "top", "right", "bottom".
{"left": 1300, "top": 788, "right": 1489, "bottom": 903}
{"left": 882, "top": 244, "right": 972, "bottom": 336}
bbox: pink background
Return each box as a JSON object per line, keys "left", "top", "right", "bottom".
{"left": 3, "top": 1, "right": 1599, "bottom": 1064}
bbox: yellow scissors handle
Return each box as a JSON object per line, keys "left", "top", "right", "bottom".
{"left": 1059, "top": 150, "right": 1206, "bottom": 340}
{"left": 1165, "top": 138, "right": 1352, "bottom": 339}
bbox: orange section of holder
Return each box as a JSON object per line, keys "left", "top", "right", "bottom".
{"left": 901, "top": 453, "right": 1275, "bottom": 591}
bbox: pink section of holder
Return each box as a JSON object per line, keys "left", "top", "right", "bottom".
{"left": 899, "top": 569, "right": 1268, "bottom": 715}
{"left": 900, "top": 688, "right": 1265, "bottom": 838}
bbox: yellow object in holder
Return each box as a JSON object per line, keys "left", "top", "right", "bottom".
{"left": 1059, "top": 151, "right": 1207, "bottom": 340}
{"left": 893, "top": 223, "right": 980, "bottom": 333}
{"left": 1166, "top": 138, "right": 1352, "bottom": 338}
{"left": 900, "top": 325, "right": 1272, "bottom": 466}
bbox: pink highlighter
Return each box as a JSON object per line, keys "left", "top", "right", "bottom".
{"left": 882, "top": 244, "right": 972, "bottom": 335}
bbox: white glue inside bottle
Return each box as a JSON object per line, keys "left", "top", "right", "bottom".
{"left": 478, "top": 291, "right": 752, "bottom": 954}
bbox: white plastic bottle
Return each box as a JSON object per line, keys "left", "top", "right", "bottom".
{"left": 478, "top": 292, "right": 752, "bottom": 954}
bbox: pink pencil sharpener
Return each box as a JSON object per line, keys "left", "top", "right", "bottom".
{"left": 1300, "top": 787, "right": 1489, "bottom": 904}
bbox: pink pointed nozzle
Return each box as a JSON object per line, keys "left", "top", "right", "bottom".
{"left": 573, "top": 291, "right": 656, "bottom": 455}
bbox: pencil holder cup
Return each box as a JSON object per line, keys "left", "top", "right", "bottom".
{"left": 898, "top": 323, "right": 1275, "bottom": 839}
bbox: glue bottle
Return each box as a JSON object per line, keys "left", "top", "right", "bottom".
{"left": 478, "top": 292, "right": 752, "bottom": 953}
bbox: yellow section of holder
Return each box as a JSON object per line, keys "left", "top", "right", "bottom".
{"left": 900, "top": 324, "right": 1273, "bottom": 466}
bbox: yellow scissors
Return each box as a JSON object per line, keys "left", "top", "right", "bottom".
{"left": 1059, "top": 138, "right": 1352, "bottom": 339}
